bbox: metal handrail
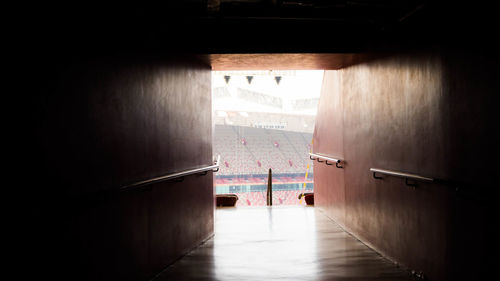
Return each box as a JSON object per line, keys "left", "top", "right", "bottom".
{"left": 120, "top": 155, "right": 220, "bottom": 191}
{"left": 370, "top": 168, "right": 433, "bottom": 187}
{"left": 309, "top": 152, "right": 344, "bottom": 168}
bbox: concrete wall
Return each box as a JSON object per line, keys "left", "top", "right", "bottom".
{"left": 313, "top": 51, "right": 497, "bottom": 280}
{"left": 25, "top": 54, "right": 214, "bottom": 280}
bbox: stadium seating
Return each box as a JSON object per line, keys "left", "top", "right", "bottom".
{"left": 213, "top": 125, "right": 312, "bottom": 175}
{"left": 213, "top": 124, "right": 314, "bottom": 206}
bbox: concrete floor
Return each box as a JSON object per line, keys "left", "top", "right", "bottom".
{"left": 154, "top": 206, "right": 413, "bottom": 281}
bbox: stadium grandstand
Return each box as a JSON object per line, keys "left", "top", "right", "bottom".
{"left": 212, "top": 70, "right": 322, "bottom": 206}
{"left": 213, "top": 124, "right": 313, "bottom": 206}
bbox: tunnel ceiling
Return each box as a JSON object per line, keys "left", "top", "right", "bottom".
{"left": 205, "top": 0, "right": 426, "bottom": 25}
{"left": 25, "top": 1, "right": 498, "bottom": 59}
{"left": 205, "top": 53, "right": 379, "bottom": 70}
{"left": 153, "top": 0, "right": 432, "bottom": 53}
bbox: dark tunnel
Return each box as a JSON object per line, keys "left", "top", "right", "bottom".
{"left": 12, "top": 1, "right": 499, "bottom": 280}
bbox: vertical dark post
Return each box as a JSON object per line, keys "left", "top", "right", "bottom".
{"left": 267, "top": 168, "right": 272, "bottom": 206}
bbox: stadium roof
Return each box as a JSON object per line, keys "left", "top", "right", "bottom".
{"left": 212, "top": 70, "right": 323, "bottom": 116}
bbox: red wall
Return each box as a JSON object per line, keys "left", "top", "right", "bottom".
{"left": 24, "top": 55, "right": 214, "bottom": 280}
{"left": 314, "top": 51, "right": 496, "bottom": 280}
{"left": 313, "top": 71, "right": 345, "bottom": 223}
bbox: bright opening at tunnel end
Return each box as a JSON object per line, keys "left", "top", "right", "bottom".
{"left": 212, "top": 70, "right": 324, "bottom": 207}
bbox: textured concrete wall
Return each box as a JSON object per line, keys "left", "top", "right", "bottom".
{"left": 314, "top": 51, "right": 496, "bottom": 280}
{"left": 26, "top": 55, "right": 214, "bottom": 280}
